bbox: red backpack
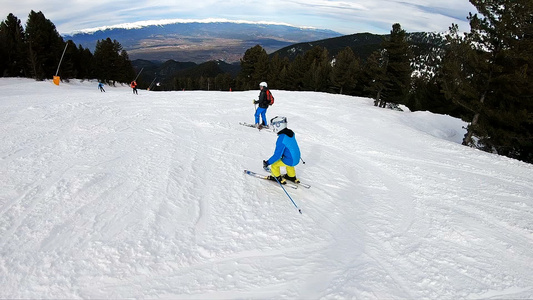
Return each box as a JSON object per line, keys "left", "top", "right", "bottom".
{"left": 266, "top": 89, "right": 274, "bottom": 105}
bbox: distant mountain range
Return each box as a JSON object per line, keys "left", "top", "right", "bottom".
{"left": 124, "top": 30, "right": 445, "bottom": 90}
{"left": 63, "top": 20, "right": 445, "bottom": 90}
{"left": 270, "top": 32, "right": 386, "bottom": 61}
{"left": 270, "top": 31, "right": 446, "bottom": 62}
{"left": 64, "top": 20, "right": 342, "bottom": 63}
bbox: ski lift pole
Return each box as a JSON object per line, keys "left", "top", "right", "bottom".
{"left": 148, "top": 77, "right": 157, "bottom": 90}
{"left": 55, "top": 43, "right": 68, "bottom": 77}
{"left": 53, "top": 43, "right": 68, "bottom": 85}
{"left": 133, "top": 67, "right": 144, "bottom": 81}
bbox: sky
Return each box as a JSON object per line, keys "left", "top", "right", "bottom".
{"left": 1, "top": 0, "right": 477, "bottom": 35}
{"left": 1, "top": 78, "right": 532, "bottom": 298}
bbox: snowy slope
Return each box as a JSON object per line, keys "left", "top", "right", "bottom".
{"left": 1, "top": 78, "right": 532, "bottom": 299}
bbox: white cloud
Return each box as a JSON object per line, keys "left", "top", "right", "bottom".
{"left": 0, "top": 0, "right": 475, "bottom": 35}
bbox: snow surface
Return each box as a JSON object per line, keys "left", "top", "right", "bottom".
{"left": 1, "top": 78, "right": 532, "bottom": 299}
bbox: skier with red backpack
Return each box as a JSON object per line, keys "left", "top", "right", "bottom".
{"left": 253, "top": 81, "right": 274, "bottom": 129}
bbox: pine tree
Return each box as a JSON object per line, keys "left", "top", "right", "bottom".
{"left": 440, "top": 23, "right": 483, "bottom": 143}
{"left": 93, "top": 38, "right": 134, "bottom": 84}
{"left": 116, "top": 49, "right": 135, "bottom": 84}
{"left": 0, "top": 13, "right": 28, "bottom": 77}
{"left": 382, "top": 23, "right": 412, "bottom": 107}
{"left": 237, "top": 45, "right": 269, "bottom": 90}
{"left": 93, "top": 38, "right": 114, "bottom": 82}
{"left": 268, "top": 53, "right": 289, "bottom": 89}
{"left": 302, "top": 46, "right": 331, "bottom": 92}
{"left": 286, "top": 55, "right": 307, "bottom": 90}
{"left": 441, "top": 0, "right": 533, "bottom": 162}
{"left": 74, "top": 44, "right": 94, "bottom": 79}
{"left": 59, "top": 40, "right": 79, "bottom": 80}
{"left": 331, "top": 47, "right": 359, "bottom": 95}
{"left": 25, "top": 10, "right": 65, "bottom": 80}
{"left": 408, "top": 32, "right": 449, "bottom": 112}
{"left": 214, "top": 73, "right": 233, "bottom": 91}
{"left": 278, "top": 66, "right": 290, "bottom": 90}
{"left": 468, "top": 0, "right": 533, "bottom": 162}
{"left": 362, "top": 50, "right": 387, "bottom": 106}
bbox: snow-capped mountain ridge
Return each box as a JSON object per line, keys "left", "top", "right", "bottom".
{"left": 65, "top": 19, "right": 341, "bottom": 63}
{"left": 69, "top": 18, "right": 318, "bottom": 35}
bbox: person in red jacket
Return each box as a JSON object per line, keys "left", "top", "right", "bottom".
{"left": 130, "top": 81, "right": 138, "bottom": 95}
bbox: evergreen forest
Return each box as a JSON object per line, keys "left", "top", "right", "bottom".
{"left": 1, "top": 0, "right": 532, "bottom": 163}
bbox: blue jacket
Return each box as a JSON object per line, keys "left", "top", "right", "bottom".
{"left": 267, "top": 128, "right": 301, "bottom": 166}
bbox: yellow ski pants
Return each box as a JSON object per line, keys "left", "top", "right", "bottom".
{"left": 270, "top": 160, "right": 296, "bottom": 177}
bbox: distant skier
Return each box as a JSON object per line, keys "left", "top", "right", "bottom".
{"left": 263, "top": 116, "right": 301, "bottom": 184}
{"left": 253, "top": 82, "right": 270, "bottom": 129}
{"left": 98, "top": 82, "right": 105, "bottom": 92}
{"left": 130, "top": 80, "right": 138, "bottom": 95}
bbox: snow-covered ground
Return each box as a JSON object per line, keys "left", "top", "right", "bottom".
{"left": 1, "top": 78, "right": 532, "bottom": 299}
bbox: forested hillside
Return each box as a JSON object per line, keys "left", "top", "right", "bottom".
{"left": 0, "top": 11, "right": 134, "bottom": 85}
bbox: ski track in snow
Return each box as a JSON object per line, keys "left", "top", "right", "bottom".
{"left": 1, "top": 78, "right": 532, "bottom": 299}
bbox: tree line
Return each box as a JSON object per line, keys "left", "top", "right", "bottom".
{"left": 0, "top": 10, "right": 135, "bottom": 84}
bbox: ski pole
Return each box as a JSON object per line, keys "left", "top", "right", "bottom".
{"left": 266, "top": 167, "right": 302, "bottom": 214}
{"left": 300, "top": 157, "right": 306, "bottom": 164}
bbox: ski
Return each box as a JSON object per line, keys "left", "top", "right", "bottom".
{"left": 239, "top": 122, "right": 273, "bottom": 132}
{"left": 239, "top": 122, "right": 256, "bottom": 128}
{"left": 244, "top": 170, "right": 298, "bottom": 189}
{"left": 294, "top": 181, "right": 311, "bottom": 189}
{"left": 262, "top": 167, "right": 311, "bottom": 189}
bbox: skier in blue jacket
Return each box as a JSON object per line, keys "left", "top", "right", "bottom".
{"left": 263, "top": 116, "right": 301, "bottom": 184}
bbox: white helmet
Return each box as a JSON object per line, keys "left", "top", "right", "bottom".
{"left": 271, "top": 116, "right": 287, "bottom": 131}
{"left": 259, "top": 81, "right": 268, "bottom": 88}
